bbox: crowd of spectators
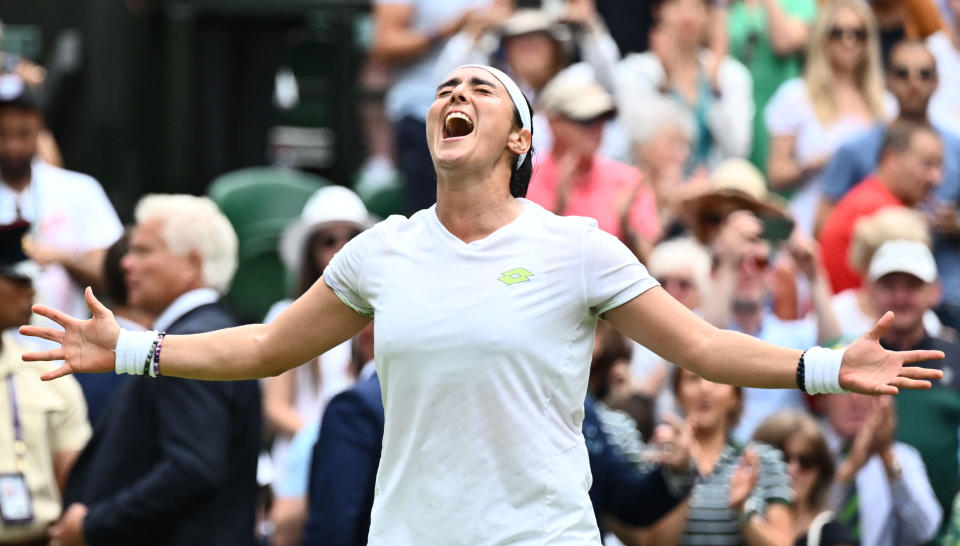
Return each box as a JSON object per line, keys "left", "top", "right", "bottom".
{"left": 4, "top": 0, "right": 960, "bottom": 545}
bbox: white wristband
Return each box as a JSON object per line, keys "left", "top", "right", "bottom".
{"left": 803, "top": 346, "right": 847, "bottom": 394}
{"left": 114, "top": 329, "right": 159, "bottom": 375}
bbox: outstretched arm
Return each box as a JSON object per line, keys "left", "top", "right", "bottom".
{"left": 21, "top": 277, "right": 371, "bottom": 381}
{"left": 604, "top": 287, "right": 943, "bottom": 395}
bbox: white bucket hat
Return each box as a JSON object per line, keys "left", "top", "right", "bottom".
{"left": 279, "top": 185, "right": 375, "bottom": 271}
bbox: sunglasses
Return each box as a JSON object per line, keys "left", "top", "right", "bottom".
{"left": 785, "top": 451, "right": 817, "bottom": 470}
{"left": 828, "top": 25, "right": 868, "bottom": 43}
{"left": 891, "top": 65, "right": 936, "bottom": 82}
{"left": 315, "top": 230, "right": 362, "bottom": 249}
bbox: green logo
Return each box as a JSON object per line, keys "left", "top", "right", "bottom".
{"left": 498, "top": 267, "right": 534, "bottom": 286}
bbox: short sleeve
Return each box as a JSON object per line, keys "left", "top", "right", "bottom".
{"left": 764, "top": 79, "right": 810, "bottom": 136}
{"left": 77, "top": 177, "right": 124, "bottom": 251}
{"left": 323, "top": 227, "right": 380, "bottom": 318}
{"left": 583, "top": 223, "right": 659, "bottom": 315}
{"left": 750, "top": 442, "right": 795, "bottom": 507}
{"left": 49, "top": 374, "right": 93, "bottom": 452}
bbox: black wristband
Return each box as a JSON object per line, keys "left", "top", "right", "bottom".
{"left": 796, "top": 350, "right": 806, "bottom": 392}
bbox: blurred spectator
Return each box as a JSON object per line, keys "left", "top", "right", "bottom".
{"left": 830, "top": 207, "right": 944, "bottom": 343}
{"left": 817, "top": 41, "right": 960, "bottom": 330}
{"left": 872, "top": 0, "right": 944, "bottom": 60}
{"left": 0, "top": 221, "right": 90, "bottom": 545}
{"left": 724, "top": 0, "right": 818, "bottom": 172}
{"left": 641, "top": 368, "right": 793, "bottom": 545}
{"left": 616, "top": 0, "right": 753, "bottom": 175}
{"left": 0, "top": 21, "right": 44, "bottom": 87}
{"left": 821, "top": 393, "right": 941, "bottom": 546}
{"left": 303, "top": 323, "right": 379, "bottom": 546}
{"left": 72, "top": 232, "right": 152, "bottom": 427}
{"left": 264, "top": 186, "right": 374, "bottom": 545}
{"left": 625, "top": 96, "right": 709, "bottom": 239}
{"left": 57, "top": 195, "right": 261, "bottom": 546}
{"left": 629, "top": 237, "right": 712, "bottom": 417}
{"left": 589, "top": 320, "right": 633, "bottom": 403}
{"left": 928, "top": 1, "right": 960, "bottom": 140}
{"left": 0, "top": 74, "right": 122, "bottom": 322}
{"left": 526, "top": 77, "right": 659, "bottom": 259}
{"left": 593, "top": 0, "right": 654, "bottom": 54}
{"left": 703, "top": 206, "right": 839, "bottom": 442}
{"left": 371, "top": 0, "right": 492, "bottom": 214}
{"left": 434, "top": 4, "right": 627, "bottom": 159}
{"left": 819, "top": 120, "right": 943, "bottom": 295}
{"left": 765, "top": 0, "right": 892, "bottom": 235}
{"left": 752, "top": 411, "right": 855, "bottom": 546}
{"left": 865, "top": 239, "right": 960, "bottom": 540}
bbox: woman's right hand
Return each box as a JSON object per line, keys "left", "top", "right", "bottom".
{"left": 728, "top": 448, "right": 760, "bottom": 512}
{"left": 19, "top": 287, "right": 120, "bottom": 381}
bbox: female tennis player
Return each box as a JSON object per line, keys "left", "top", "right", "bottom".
{"left": 21, "top": 65, "right": 943, "bottom": 545}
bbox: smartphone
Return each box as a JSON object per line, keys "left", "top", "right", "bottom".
{"left": 760, "top": 215, "right": 795, "bottom": 244}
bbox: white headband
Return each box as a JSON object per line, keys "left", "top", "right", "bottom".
{"left": 455, "top": 64, "right": 532, "bottom": 169}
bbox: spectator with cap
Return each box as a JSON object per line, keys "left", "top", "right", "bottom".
{"left": 0, "top": 221, "right": 90, "bottom": 546}
{"left": 263, "top": 185, "right": 375, "bottom": 546}
{"left": 864, "top": 239, "right": 960, "bottom": 540}
{"left": 0, "top": 74, "right": 122, "bottom": 323}
{"left": 820, "top": 391, "right": 941, "bottom": 546}
{"left": 526, "top": 76, "right": 659, "bottom": 260}
{"left": 615, "top": 0, "right": 754, "bottom": 175}
{"left": 52, "top": 195, "right": 260, "bottom": 546}
{"left": 819, "top": 120, "right": 944, "bottom": 295}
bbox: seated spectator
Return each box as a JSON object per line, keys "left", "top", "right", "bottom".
{"left": 433, "top": 4, "right": 626, "bottom": 159}
{"left": 865, "top": 239, "right": 960, "bottom": 540}
{"left": 702, "top": 207, "right": 840, "bottom": 442}
{"left": 526, "top": 76, "right": 659, "bottom": 259}
{"left": 625, "top": 96, "right": 709, "bottom": 239}
{"left": 724, "top": 0, "right": 818, "bottom": 171}
{"left": 265, "top": 185, "right": 374, "bottom": 545}
{"left": 817, "top": 40, "right": 960, "bottom": 329}
{"left": 0, "top": 74, "right": 123, "bottom": 322}
{"left": 819, "top": 120, "right": 943, "bottom": 294}
{"left": 54, "top": 195, "right": 261, "bottom": 546}
{"left": 821, "top": 392, "right": 941, "bottom": 546}
{"left": 616, "top": 0, "right": 753, "bottom": 174}
{"left": 752, "top": 411, "right": 855, "bottom": 546}
{"left": 641, "top": 368, "right": 793, "bottom": 545}
{"left": 831, "top": 207, "right": 944, "bottom": 343}
{"left": 0, "top": 221, "right": 91, "bottom": 545}
{"left": 764, "top": 0, "right": 892, "bottom": 235}
{"left": 928, "top": 0, "right": 960, "bottom": 138}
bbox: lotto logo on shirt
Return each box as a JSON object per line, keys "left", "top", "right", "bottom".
{"left": 498, "top": 268, "right": 534, "bottom": 286}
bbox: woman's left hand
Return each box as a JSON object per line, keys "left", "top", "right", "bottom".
{"left": 839, "top": 312, "right": 944, "bottom": 395}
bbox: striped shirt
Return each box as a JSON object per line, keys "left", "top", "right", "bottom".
{"left": 681, "top": 442, "right": 794, "bottom": 545}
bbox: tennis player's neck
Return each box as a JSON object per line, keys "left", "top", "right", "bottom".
{"left": 436, "top": 183, "right": 522, "bottom": 244}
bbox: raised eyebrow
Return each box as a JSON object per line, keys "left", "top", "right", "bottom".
{"left": 436, "top": 77, "right": 461, "bottom": 93}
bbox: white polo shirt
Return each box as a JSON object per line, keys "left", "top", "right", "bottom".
{"left": 324, "top": 199, "right": 658, "bottom": 545}
{"left": 0, "top": 161, "right": 123, "bottom": 320}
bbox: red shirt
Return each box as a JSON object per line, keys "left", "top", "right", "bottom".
{"left": 527, "top": 154, "right": 661, "bottom": 242}
{"left": 818, "top": 176, "right": 903, "bottom": 294}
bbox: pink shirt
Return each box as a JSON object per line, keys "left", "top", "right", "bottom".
{"left": 527, "top": 154, "right": 661, "bottom": 242}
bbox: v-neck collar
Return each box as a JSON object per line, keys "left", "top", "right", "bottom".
{"left": 429, "top": 198, "right": 529, "bottom": 250}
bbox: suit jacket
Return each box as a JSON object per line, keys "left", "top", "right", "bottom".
{"left": 302, "top": 373, "right": 384, "bottom": 546}
{"left": 64, "top": 302, "right": 262, "bottom": 546}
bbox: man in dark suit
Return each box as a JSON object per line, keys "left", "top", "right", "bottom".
{"left": 301, "top": 324, "right": 693, "bottom": 545}
{"left": 49, "top": 195, "right": 261, "bottom": 546}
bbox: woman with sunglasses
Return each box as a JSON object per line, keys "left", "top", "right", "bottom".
{"left": 765, "top": 0, "right": 892, "bottom": 235}
{"left": 262, "top": 185, "right": 375, "bottom": 546}
{"left": 752, "top": 411, "right": 855, "bottom": 546}
{"left": 20, "top": 65, "right": 944, "bottom": 545}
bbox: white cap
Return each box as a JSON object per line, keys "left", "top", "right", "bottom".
{"left": 279, "top": 186, "right": 375, "bottom": 271}
{"left": 867, "top": 239, "right": 938, "bottom": 283}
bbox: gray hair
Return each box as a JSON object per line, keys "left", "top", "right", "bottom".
{"left": 624, "top": 96, "right": 696, "bottom": 148}
{"left": 646, "top": 237, "right": 712, "bottom": 297}
{"left": 134, "top": 194, "right": 239, "bottom": 294}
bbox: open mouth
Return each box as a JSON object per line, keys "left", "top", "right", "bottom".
{"left": 443, "top": 111, "right": 474, "bottom": 139}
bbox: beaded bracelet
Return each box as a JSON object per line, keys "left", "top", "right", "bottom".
{"left": 795, "top": 351, "right": 806, "bottom": 392}
{"left": 150, "top": 331, "right": 167, "bottom": 378}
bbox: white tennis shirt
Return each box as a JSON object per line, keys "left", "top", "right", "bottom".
{"left": 324, "top": 199, "right": 659, "bottom": 545}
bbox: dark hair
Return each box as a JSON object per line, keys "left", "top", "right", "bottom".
{"left": 752, "top": 411, "right": 835, "bottom": 510}
{"left": 509, "top": 94, "right": 535, "bottom": 198}
{"left": 879, "top": 119, "right": 939, "bottom": 163}
{"left": 103, "top": 230, "right": 131, "bottom": 307}
{"left": 672, "top": 367, "right": 744, "bottom": 428}
{"left": 886, "top": 39, "right": 934, "bottom": 70}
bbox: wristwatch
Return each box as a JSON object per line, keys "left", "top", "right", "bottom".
{"left": 738, "top": 497, "right": 763, "bottom": 526}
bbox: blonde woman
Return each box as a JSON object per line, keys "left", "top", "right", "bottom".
{"left": 830, "top": 206, "right": 944, "bottom": 343}
{"left": 765, "top": 0, "right": 893, "bottom": 235}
